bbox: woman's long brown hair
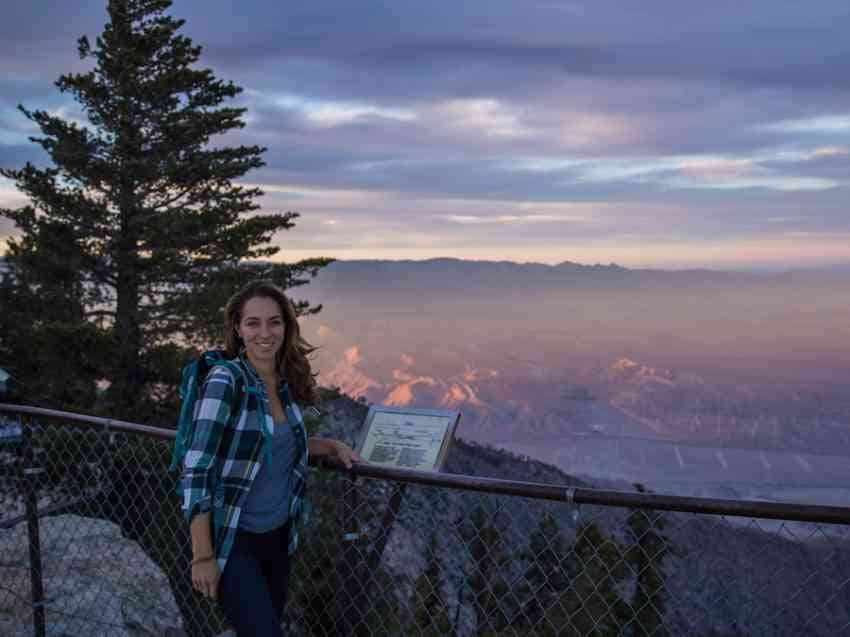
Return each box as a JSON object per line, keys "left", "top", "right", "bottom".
{"left": 223, "top": 279, "right": 318, "bottom": 405}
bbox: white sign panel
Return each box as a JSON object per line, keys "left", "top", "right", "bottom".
{"left": 356, "top": 406, "right": 460, "bottom": 472}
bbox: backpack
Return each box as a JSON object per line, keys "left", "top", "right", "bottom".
{"left": 169, "top": 350, "right": 246, "bottom": 472}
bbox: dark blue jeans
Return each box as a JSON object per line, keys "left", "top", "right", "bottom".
{"left": 218, "top": 521, "right": 292, "bottom": 637}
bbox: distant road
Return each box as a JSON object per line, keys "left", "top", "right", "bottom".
{"left": 494, "top": 432, "right": 850, "bottom": 488}
{"left": 494, "top": 430, "right": 850, "bottom": 458}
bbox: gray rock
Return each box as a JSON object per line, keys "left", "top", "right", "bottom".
{"left": 0, "top": 514, "right": 182, "bottom": 636}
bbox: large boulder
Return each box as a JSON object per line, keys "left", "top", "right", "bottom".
{"left": 0, "top": 514, "right": 182, "bottom": 636}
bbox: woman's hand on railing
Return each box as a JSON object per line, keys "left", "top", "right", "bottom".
{"left": 333, "top": 441, "right": 365, "bottom": 470}
{"left": 308, "top": 437, "right": 366, "bottom": 469}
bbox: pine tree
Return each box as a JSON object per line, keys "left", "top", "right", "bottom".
{"left": 563, "top": 521, "right": 630, "bottom": 637}
{"left": 461, "top": 504, "right": 512, "bottom": 636}
{"left": 410, "top": 532, "right": 455, "bottom": 636}
{"left": 625, "top": 484, "right": 669, "bottom": 637}
{"left": 290, "top": 474, "right": 405, "bottom": 637}
{"left": 516, "top": 510, "right": 572, "bottom": 635}
{"left": 0, "top": 0, "right": 331, "bottom": 419}
{"left": 0, "top": 221, "right": 105, "bottom": 410}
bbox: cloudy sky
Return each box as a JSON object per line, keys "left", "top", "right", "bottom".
{"left": 1, "top": 1, "right": 849, "bottom": 270}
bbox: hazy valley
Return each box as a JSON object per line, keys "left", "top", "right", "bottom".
{"left": 301, "top": 259, "right": 850, "bottom": 504}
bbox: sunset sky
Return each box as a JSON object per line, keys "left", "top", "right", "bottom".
{"left": 1, "top": 1, "right": 849, "bottom": 270}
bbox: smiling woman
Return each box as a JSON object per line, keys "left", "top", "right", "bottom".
{"left": 177, "top": 279, "right": 365, "bottom": 637}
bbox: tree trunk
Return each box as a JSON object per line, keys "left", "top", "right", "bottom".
{"left": 112, "top": 166, "right": 142, "bottom": 419}
{"left": 114, "top": 256, "right": 141, "bottom": 417}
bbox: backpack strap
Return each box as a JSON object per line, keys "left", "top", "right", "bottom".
{"left": 169, "top": 357, "right": 203, "bottom": 472}
{"left": 216, "top": 359, "right": 249, "bottom": 428}
{"left": 169, "top": 355, "right": 248, "bottom": 472}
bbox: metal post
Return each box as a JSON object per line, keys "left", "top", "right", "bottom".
{"left": 19, "top": 416, "right": 46, "bottom": 637}
{"left": 338, "top": 474, "right": 364, "bottom": 635}
{"left": 367, "top": 482, "right": 407, "bottom": 574}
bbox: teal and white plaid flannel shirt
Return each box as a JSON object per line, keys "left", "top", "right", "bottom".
{"left": 178, "top": 352, "right": 309, "bottom": 572}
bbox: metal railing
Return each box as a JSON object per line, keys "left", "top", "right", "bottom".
{"left": 1, "top": 403, "right": 849, "bottom": 637}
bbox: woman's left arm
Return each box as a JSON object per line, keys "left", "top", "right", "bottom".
{"left": 307, "top": 437, "right": 364, "bottom": 469}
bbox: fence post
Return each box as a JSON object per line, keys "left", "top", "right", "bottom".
{"left": 19, "top": 415, "right": 46, "bottom": 637}
{"left": 338, "top": 474, "right": 366, "bottom": 635}
{"left": 367, "top": 481, "right": 407, "bottom": 574}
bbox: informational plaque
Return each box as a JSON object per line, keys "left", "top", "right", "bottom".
{"left": 356, "top": 406, "right": 460, "bottom": 472}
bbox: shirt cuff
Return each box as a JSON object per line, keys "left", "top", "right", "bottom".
{"left": 184, "top": 495, "right": 212, "bottom": 522}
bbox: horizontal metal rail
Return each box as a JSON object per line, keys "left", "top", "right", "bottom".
{"left": 4, "top": 402, "right": 850, "bottom": 525}
{"left": 0, "top": 403, "right": 174, "bottom": 440}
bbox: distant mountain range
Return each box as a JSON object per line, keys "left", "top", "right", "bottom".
{"left": 305, "top": 258, "right": 776, "bottom": 302}
{"left": 305, "top": 257, "right": 850, "bottom": 300}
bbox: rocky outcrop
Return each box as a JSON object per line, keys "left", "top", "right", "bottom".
{"left": 0, "top": 514, "right": 182, "bottom": 636}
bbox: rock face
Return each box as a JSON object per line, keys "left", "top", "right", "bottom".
{"left": 0, "top": 514, "right": 182, "bottom": 637}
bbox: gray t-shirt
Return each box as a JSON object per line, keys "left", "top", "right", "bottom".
{"left": 239, "top": 418, "right": 298, "bottom": 532}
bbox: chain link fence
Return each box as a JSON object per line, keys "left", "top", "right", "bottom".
{"left": 2, "top": 405, "right": 849, "bottom": 636}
